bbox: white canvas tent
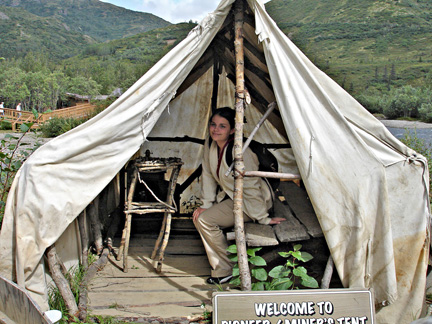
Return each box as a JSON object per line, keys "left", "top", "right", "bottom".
{"left": 0, "top": 0, "right": 430, "bottom": 323}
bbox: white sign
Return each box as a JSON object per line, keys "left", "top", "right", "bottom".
{"left": 213, "top": 289, "right": 375, "bottom": 324}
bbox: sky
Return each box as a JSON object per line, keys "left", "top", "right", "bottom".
{"left": 100, "top": 0, "right": 269, "bottom": 24}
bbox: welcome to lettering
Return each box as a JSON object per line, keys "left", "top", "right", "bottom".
{"left": 254, "top": 301, "right": 336, "bottom": 317}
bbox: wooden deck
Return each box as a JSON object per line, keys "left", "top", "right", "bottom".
{"left": 88, "top": 235, "right": 214, "bottom": 322}
{"left": 1, "top": 103, "right": 97, "bottom": 131}
{"left": 88, "top": 181, "right": 333, "bottom": 322}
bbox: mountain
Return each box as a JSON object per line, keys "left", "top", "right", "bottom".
{"left": 1, "top": 0, "right": 432, "bottom": 98}
{"left": 61, "top": 22, "right": 196, "bottom": 93}
{"left": 265, "top": 0, "right": 432, "bottom": 95}
{"left": 0, "top": 0, "right": 170, "bottom": 42}
{"left": 0, "top": 5, "right": 97, "bottom": 59}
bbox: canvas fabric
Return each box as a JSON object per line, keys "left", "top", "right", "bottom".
{"left": 0, "top": 1, "right": 429, "bottom": 323}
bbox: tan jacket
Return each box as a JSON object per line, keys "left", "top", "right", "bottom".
{"left": 200, "top": 137, "right": 273, "bottom": 225}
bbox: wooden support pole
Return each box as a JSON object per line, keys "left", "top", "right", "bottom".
{"left": 78, "top": 211, "right": 89, "bottom": 270}
{"left": 226, "top": 102, "right": 277, "bottom": 176}
{"left": 244, "top": 171, "right": 301, "bottom": 180}
{"left": 46, "top": 245, "right": 79, "bottom": 317}
{"left": 233, "top": 0, "right": 251, "bottom": 291}
{"left": 320, "top": 255, "right": 334, "bottom": 289}
{"left": 211, "top": 49, "right": 221, "bottom": 112}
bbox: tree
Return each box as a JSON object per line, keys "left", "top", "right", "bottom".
{"left": 0, "top": 67, "right": 31, "bottom": 108}
{"left": 46, "top": 71, "right": 69, "bottom": 110}
{"left": 67, "top": 76, "right": 102, "bottom": 99}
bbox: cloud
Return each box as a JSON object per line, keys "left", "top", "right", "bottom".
{"left": 101, "top": 0, "right": 272, "bottom": 24}
{"left": 136, "top": 0, "right": 221, "bottom": 23}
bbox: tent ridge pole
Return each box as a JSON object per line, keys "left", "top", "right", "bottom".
{"left": 233, "top": 0, "right": 252, "bottom": 291}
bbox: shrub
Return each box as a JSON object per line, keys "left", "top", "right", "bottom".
{"left": 419, "top": 103, "right": 432, "bottom": 123}
{"left": 39, "top": 117, "right": 85, "bottom": 138}
{"left": 0, "top": 120, "right": 12, "bottom": 130}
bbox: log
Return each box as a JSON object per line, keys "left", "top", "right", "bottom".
{"left": 46, "top": 245, "right": 79, "bottom": 317}
{"left": 78, "top": 247, "right": 110, "bottom": 321}
{"left": 88, "top": 197, "right": 103, "bottom": 254}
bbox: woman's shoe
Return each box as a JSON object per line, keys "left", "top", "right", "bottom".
{"left": 206, "top": 275, "right": 233, "bottom": 285}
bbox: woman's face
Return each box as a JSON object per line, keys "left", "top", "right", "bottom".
{"left": 209, "top": 114, "right": 235, "bottom": 147}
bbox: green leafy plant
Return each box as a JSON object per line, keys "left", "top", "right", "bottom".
{"left": 200, "top": 302, "right": 212, "bottom": 323}
{"left": 39, "top": 117, "right": 84, "bottom": 137}
{"left": 268, "top": 244, "right": 319, "bottom": 290}
{"left": 227, "top": 244, "right": 318, "bottom": 291}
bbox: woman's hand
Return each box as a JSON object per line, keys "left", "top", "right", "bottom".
{"left": 269, "top": 217, "right": 286, "bottom": 225}
{"left": 193, "top": 207, "right": 207, "bottom": 222}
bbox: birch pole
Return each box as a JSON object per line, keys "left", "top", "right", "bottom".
{"left": 233, "top": 0, "right": 252, "bottom": 291}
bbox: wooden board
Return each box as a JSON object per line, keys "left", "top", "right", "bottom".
{"left": 226, "top": 223, "right": 279, "bottom": 246}
{"left": 0, "top": 274, "right": 52, "bottom": 324}
{"left": 244, "top": 223, "right": 278, "bottom": 246}
{"left": 88, "top": 237, "right": 215, "bottom": 320}
{"left": 277, "top": 182, "right": 323, "bottom": 238}
{"left": 273, "top": 198, "right": 310, "bottom": 242}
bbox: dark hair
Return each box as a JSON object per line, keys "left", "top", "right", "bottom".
{"left": 209, "top": 107, "right": 235, "bottom": 129}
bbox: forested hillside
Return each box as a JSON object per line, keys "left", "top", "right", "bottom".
{"left": 0, "top": 6, "right": 98, "bottom": 59}
{"left": 62, "top": 22, "right": 196, "bottom": 95}
{"left": 0, "top": 0, "right": 170, "bottom": 59}
{"left": 1, "top": 0, "right": 432, "bottom": 121}
{"left": 265, "top": 0, "right": 432, "bottom": 96}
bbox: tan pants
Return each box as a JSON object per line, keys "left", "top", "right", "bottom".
{"left": 194, "top": 199, "right": 252, "bottom": 277}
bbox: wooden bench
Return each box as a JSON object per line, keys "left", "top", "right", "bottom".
{"left": 226, "top": 181, "right": 323, "bottom": 246}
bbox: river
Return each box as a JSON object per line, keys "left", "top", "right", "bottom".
{"left": 380, "top": 120, "right": 432, "bottom": 147}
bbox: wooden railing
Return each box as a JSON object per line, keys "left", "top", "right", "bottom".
{"left": 1, "top": 103, "right": 98, "bottom": 131}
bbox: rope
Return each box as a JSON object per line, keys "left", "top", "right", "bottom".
{"left": 136, "top": 170, "right": 177, "bottom": 212}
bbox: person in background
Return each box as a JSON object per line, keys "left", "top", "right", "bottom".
{"left": 193, "top": 107, "right": 286, "bottom": 285}
{"left": 0, "top": 102, "right": 4, "bottom": 117}
{"left": 16, "top": 102, "right": 21, "bottom": 118}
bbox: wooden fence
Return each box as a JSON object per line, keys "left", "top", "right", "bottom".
{"left": 1, "top": 103, "right": 98, "bottom": 131}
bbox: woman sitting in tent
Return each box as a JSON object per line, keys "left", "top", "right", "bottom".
{"left": 193, "top": 107, "right": 286, "bottom": 285}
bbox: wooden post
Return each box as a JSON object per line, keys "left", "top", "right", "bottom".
{"left": 233, "top": 0, "right": 251, "bottom": 291}
{"left": 78, "top": 211, "right": 88, "bottom": 270}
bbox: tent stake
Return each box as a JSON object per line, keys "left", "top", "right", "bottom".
{"left": 233, "top": 0, "right": 251, "bottom": 291}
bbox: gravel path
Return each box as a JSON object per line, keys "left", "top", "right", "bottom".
{"left": 379, "top": 119, "right": 432, "bottom": 129}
